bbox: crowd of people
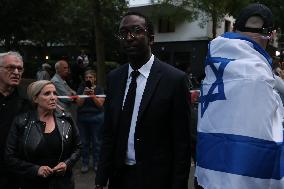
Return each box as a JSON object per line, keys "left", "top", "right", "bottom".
{"left": 0, "top": 3, "right": 283, "bottom": 189}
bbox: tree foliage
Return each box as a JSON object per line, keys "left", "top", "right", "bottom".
{"left": 149, "top": 0, "right": 197, "bottom": 23}
{"left": 0, "top": 0, "right": 127, "bottom": 86}
{"left": 192, "top": 0, "right": 253, "bottom": 38}
{"left": 0, "top": 0, "right": 62, "bottom": 49}
{"left": 59, "top": 0, "right": 127, "bottom": 87}
{"left": 149, "top": 0, "right": 253, "bottom": 38}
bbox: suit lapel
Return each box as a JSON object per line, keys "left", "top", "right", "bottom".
{"left": 112, "top": 65, "right": 129, "bottom": 126}
{"left": 136, "top": 58, "right": 162, "bottom": 125}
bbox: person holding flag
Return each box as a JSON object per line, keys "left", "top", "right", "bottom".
{"left": 195, "top": 3, "right": 284, "bottom": 189}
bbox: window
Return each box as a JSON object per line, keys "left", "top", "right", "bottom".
{"left": 224, "top": 20, "right": 231, "bottom": 33}
{"left": 158, "top": 18, "right": 175, "bottom": 33}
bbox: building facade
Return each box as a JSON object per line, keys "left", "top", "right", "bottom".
{"left": 129, "top": 0, "right": 235, "bottom": 81}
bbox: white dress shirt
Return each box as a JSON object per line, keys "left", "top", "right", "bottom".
{"left": 123, "top": 54, "right": 154, "bottom": 165}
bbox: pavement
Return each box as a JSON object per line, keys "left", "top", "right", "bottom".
{"left": 74, "top": 161, "right": 196, "bottom": 189}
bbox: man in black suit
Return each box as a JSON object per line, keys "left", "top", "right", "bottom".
{"left": 95, "top": 12, "right": 191, "bottom": 189}
{"left": 0, "top": 51, "right": 31, "bottom": 188}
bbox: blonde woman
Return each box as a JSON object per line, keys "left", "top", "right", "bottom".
{"left": 5, "top": 80, "right": 81, "bottom": 189}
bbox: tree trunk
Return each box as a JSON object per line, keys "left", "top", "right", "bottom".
{"left": 93, "top": 0, "right": 106, "bottom": 88}
{"left": 212, "top": 11, "right": 217, "bottom": 38}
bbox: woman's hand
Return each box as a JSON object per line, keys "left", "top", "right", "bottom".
{"left": 37, "top": 166, "right": 53, "bottom": 178}
{"left": 52, "top": 162, "right": 67, "bottom": 176}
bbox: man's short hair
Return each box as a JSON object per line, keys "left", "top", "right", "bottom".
{"left": 234, "top": 3, "right": 273, "bottom": 34}
{"left": 122, "top": 11, "right": 154, "bottom": 37}
{"left": 0, "top": 51, "right": 23, "bottom": 66}
{"left": 42, "top": 63, "right": 51, "bottom": 70}
{"left": 54, "top": 60, "right": 67, "bottom": 72}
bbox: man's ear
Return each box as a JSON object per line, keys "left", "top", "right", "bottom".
{"left": 149, "top": 34, "right": 154, "bottom": 45}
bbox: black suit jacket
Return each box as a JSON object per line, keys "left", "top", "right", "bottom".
{"left": 96, "top": 58, "right": 191, "bottom": 189}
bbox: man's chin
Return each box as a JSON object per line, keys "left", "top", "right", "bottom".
{"left": 9, "top": 81, "right": 20, "bottom": 86}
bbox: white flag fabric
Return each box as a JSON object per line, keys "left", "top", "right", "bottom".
{"left": 195, "top": 32, "right": 284, "bottom": 189}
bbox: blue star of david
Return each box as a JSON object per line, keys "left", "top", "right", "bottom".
{"left": 200, "top": 54, "right": 235, "bottom": 117}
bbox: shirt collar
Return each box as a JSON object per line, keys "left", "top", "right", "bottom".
{"left": 0, "top": 87, "right": 17, "bottom": 98}
{"left": 55, "top": 73, "right": 66, "bottom": 83}
{"left": 128, "top": 54, "right": 154, "bottom": 79}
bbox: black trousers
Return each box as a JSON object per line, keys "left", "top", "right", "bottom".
{"left": 109, "top": 164, "right": 137, "bottom": 189}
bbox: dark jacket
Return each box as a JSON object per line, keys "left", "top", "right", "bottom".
{"left": 95, "top": 58, "right": 191, "bottom": 189}
{"left": 0, "top": 87, "right": 31, "bottom": 172}
{"left": 5, "top": 110, "right": 81, "bottom": 189}
{"left": 0, "top": 86, "right": 31, "bottom": 189}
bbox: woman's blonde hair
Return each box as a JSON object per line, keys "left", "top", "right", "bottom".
{"left": 27, "top": 80, "right": 54, "bottom": 104}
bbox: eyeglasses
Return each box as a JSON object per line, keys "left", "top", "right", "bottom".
{"left": 116, "top": 26, "right": 148, "bottom": 40}
{"left": 240, "top": 27, "right": 274, "bottom": 39}
{"left": 240, "top": 27, "right": 274, "bottom": 35}
{"left": 251, "top": 29, "right": 276, "bottom": 40}
{"left": 0, "top": 65, "right": 24, "bottom": 73}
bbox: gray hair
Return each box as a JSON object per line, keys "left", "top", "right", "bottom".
{"left": 54, "top": 60, "right": 67, "bottom": 73}
{"left": 27, "top": 80, "right": 54, "bottom": 104}
{"left": 0, "top": 51, "right": 23, "bottom": 66}
{"left": 42, "top": 63, "right": 51, "bottom": 70}
{"left": 84, "top": 69, "right": 96, "bottom": 77}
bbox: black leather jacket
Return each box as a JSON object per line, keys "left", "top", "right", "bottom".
{"left": 5, "top": 109, "right": 81, "bottom": 180}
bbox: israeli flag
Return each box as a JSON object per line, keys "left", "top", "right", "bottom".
{"left": 195, "top": 32, "right": 284, "bottom": 189}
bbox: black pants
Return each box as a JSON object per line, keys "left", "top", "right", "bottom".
{"left": 109, "top": 165, "right": 137, "bottom": 189}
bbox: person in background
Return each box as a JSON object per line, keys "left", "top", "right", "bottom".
{"left": 71, "top": 50, "right": 90, "bottom": 90}
{"left": 274, "top": 74, "right": 284, "bottom": 106}
{"left": 195, "top": 3, "right": 284, "bottom": 189}
{"left": 51, "top": 60, "right": 77, "bottom": 117}
{"left": 36, "top": 63, "right": 52, "bottom": 80}
{"left": 95, "top": 12, "right": 191, "bottom": 189}
{"left": 5, "top": 80, "right": 81, "bottom": 189}
{"left": 76, "top": 70, "right": 105, "bottom": 173}
{"left": 77, "top": 50, "right": 89, "bottom": 69}
{"left": 271, "top": 61, "right": 284, "bottom": 104}
{"left": 0, "top": 51, "right": 31, "bottom": 189}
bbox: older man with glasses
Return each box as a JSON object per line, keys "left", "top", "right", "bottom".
{"left": 0, "top": 51, "right": 31, "bottom": 189}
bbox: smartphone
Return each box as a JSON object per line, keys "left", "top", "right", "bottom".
{"left": 85, "top": 80, "right": 92, "bottom": 89}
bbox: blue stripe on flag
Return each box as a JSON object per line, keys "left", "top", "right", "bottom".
{"left": 222, "top": 32, "right": 272, "bottom": 66}
{"left": 197, "top": 132, "right": 284, "bottom": 179}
